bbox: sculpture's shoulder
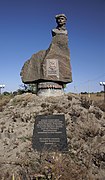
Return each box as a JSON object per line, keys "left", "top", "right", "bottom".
{"left": 52, "top": 28, "right": 68, "bottom": 36}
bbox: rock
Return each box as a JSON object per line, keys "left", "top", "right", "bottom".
{"left": 21, "top": 35, "right": 72, "bottom": 84}
{"left": 42, "top": 33, "right": 72, "bottom": 83}
{"left": 20, "top": 50, "right": 46, "bottom": 83}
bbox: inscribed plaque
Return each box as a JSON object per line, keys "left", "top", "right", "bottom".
{"left": 46, "top": 59, "right": 59, "bottom": 78}
{"left": 32, "top": 115, "right": 68, "bottom": 152}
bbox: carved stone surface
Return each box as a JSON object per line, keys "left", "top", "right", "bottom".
{"left": 46, "top": 59, "right": 59, "bottom": 77}
{"left": 38, "top": 82, "right": 63, "bottom": 89}
{"left": 20, "top": 14, "right": 72, "bottom": 84}
{"left": 52, "top": 13, "right": 67, "bottom": 36}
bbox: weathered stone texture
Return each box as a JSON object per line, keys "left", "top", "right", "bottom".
{"left": 20, "top": 50, "right": 46, "bottom": 83}
{"left": 20, "top": 14, "right": 72, "bottom": 84}
{"left": 42, "top": 34, "right": 72, "bottom": 83}
{"left": 20, "top": 34, "right": 72, "bottom": 84}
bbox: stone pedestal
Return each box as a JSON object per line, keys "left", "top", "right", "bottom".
{"left": 37, "top": 82, "right": 64, "bottom": 96}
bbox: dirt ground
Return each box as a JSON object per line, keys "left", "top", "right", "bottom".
{"left": 0, "top": 92, "right": 105, "bottom": 179}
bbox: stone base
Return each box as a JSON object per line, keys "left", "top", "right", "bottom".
{"left": 37, "top": 88, "right": 64, "bottom": 96}
{"left": 37, "top": 82, "right": 64, "bottom": 96}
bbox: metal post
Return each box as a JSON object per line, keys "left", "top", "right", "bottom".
{"left": 100, "top": 82, "right": 105, "bottom": 103}
{"left": 0, "top": 85, "right": 5, "bottom": 94}
{"left": 104, "top": 85, "right": 105, "bottom": 103}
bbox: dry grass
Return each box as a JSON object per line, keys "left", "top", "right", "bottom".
{"left": 0, "top": 94, "right": 13, "bottom": 112}
{"left": 0, "top": 151, "right": 91, "bottom": 180}
{"left": 80, "top": 92, "right": 104, "bottom": 102}
{"left": 80, "top": 92, "right": 105, "bottom": 112}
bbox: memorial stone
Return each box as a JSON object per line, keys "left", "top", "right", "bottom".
{"left": 20, "top": 14, "right": 72, "bottom": 96}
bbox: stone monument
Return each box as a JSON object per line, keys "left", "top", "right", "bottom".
{"left": 20, "top": 14, "right": 72, "bottom": 96}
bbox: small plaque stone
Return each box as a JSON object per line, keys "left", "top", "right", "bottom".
{"left": 46, "top": 59, "right": 59, "bottom": 78}
{"left": 32, "top": 114, "right": 68, "bottom": 152}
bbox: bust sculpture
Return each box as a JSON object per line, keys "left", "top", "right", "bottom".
{"left": 52, "top": 14, "right": 67, "bottom": 36}
{"left": 20, "top": 14, "right": 72, "bottom": 96}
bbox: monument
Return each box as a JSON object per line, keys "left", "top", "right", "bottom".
{"left": 20, "top": 14, "right": 72, "bottom": 96}
{"left": 20, "top": 14, "right": 72, "bottom": 151}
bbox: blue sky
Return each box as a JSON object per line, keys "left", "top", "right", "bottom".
{"left": 0, "top": 0, "right": 105, "bottom": 93}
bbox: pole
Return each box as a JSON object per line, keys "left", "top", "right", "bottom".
{"left": 88, "top": 80, "right": 90, "bottom": 98}
{"left": 104, "top": 85, "right": 105, "bottom": 103}
{"left": 100, "top": 82, "right": 105, "bottom": 103}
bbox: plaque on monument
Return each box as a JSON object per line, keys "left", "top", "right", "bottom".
{"left": 46, "top": 59, "right": 59, "bottom": 78}
{"left": 32, "top": 114, "right": 68, "bottom": 152}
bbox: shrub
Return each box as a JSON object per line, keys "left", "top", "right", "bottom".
{"left": 80, "top": 97, "right": 92, "bottom": 109}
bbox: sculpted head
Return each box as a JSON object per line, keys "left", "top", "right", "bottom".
{"left": 55, "top": 14, "right": 67, "bottom": 29}
{"left": 52, "top": 14, "right": 68, "bottom": 36}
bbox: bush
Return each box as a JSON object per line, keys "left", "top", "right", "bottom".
{"left": 2, "top": 91, "right": 11, "bottom": 95}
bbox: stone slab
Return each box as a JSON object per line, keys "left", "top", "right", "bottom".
{"left": 46, "top": 59, "right": 59, "bottom": 78}
{"left": 32, "top": 114, "right": 68, "bottom": 152}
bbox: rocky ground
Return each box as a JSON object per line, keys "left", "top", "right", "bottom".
{"left": 0, "top": 93, "right": 105, "bottom": 180}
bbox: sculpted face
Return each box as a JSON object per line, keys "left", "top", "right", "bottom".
{"left": 56, "top": 16, "right": 66, "bottom": 27}
{"left": 52, "top": 14, "right": 67, "bottom": 35}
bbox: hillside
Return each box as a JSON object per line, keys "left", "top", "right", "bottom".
{"left": 0, "top": 93, "right": 105, "bottom": 180}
